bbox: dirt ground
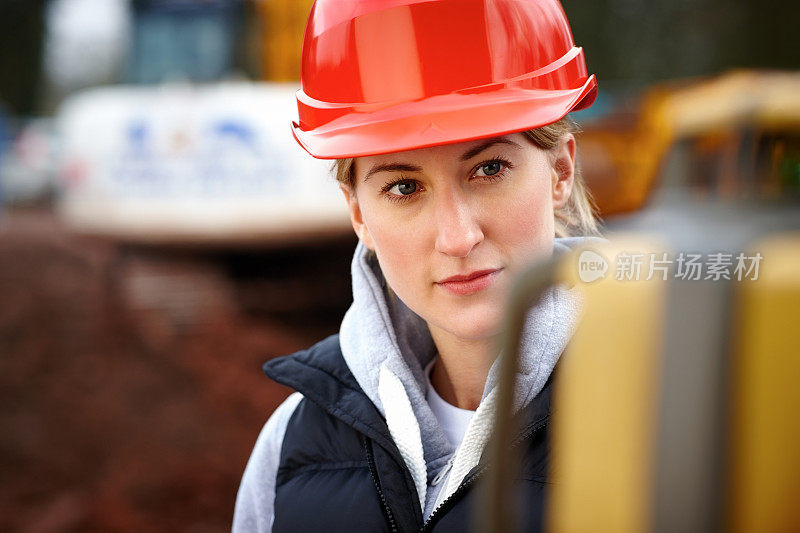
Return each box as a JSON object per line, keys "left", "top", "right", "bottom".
{"left": 0, "top": 209, "right": 355, "bottom": 532}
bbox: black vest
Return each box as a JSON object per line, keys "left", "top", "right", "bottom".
{"left": 263, "top": 335, "right": 553, "bottom": 533}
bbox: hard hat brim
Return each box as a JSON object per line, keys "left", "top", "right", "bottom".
{"left": 291, "top": 75, "right": 597, "bottom": 160}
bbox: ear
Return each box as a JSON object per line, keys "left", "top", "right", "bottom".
{"left": 340, "top": 184, "right": 376, "bottom": 251}
{"left": 551, "top": 133, "right": 575, "bottom": 210}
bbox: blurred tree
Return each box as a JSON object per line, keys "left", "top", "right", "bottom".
{"left": 564, "top": 0, "right": 799, "bottom": 83}
{"left": 748, "top": 0, "right": 799, "bottom": 69}
{"left": 0, "top": 0, "right": 46, "bottom": 116}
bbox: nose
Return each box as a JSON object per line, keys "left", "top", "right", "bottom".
{"left": 433, "top": 190, "right": 484, "bottom": 258}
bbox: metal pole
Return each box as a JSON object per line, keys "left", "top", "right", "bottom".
{"left": 477, "top": 252, "right": 564, "bottom": 533}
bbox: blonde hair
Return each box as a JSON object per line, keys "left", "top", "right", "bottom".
{"left": 333, "top": 116, "right": 602, "bottom": 237}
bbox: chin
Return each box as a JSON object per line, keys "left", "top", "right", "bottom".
{"left": 440, "top": 305, "right": 504, "bottom": 341}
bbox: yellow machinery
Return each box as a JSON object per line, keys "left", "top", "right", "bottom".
{"left": 481, "top": 207, "right": 800, "bottom": 532}
{"left": 254, "top": 0, "right": 315, "bottom": 81}
{"left": 581, "top": 71, "right": 800, "bottom": 216}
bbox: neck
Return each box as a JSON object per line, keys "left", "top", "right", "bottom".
{"left": 427, "top": 325, "right": 497, "bottom": 411}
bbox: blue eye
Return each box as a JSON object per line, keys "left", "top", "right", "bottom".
{"left": 475, "top": 161, "right": 503, "bottom": 177}
{"left": 388, "top": 181, "right": 417, "bottom": 196}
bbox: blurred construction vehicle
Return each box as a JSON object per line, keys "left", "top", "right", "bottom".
{"left": 56, "top": 82, "right": 348, "bottom": 245}
{"left": 581, "top": 70, "right": 800, "bottom": 217}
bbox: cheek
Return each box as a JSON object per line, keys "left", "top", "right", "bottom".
{"left": 492, "top": 177, "right": 555, "bottom": 260}
{"left": 374, "top": 233, "right": 418, "bottom": 278}
{"left": 360, "top": 204, "right": 430, "bottom": 295}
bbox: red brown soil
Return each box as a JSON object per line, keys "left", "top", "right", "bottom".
{"left": 0, "top": 209, "right": 355, "bottom": 532}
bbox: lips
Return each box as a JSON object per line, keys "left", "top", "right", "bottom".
{"left": 436, "top": 268, "right": 502, "bottom": 296}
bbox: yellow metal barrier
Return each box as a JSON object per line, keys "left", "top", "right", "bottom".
{"left": 727, "top": 233, "right": 800, "bottom": 533}
{"left": 547, "top": 238, "right": 666, "bottom": 533}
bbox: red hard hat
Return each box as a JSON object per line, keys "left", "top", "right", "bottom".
{"left": 292, "top": 0, "right": 597, "bottom": 159}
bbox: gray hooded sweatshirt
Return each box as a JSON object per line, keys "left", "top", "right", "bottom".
{"left": 233, "top": 236, "right": 598, "bottom": 532}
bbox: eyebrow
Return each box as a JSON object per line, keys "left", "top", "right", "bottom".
{"left": 362, "top": 137, "right": 521, "bottom": 182}
{"left": 363, "top": 163, "right": 423, "bottom": 182}
{"left": 460, "top": 137, "right": 521, "bottom": 161}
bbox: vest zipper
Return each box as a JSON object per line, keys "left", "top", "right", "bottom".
{"left": 418, "top": 418, "right": 548, "bottom": 533}
{"left": 363, "top": 436, "right": 399, "bottom": 533}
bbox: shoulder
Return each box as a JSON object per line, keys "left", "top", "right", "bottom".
{"left": 262, "top": 334, "right": 358, "bottom": 392}
{"left": 250, "top": 392, "right": 306, "bottom": 469}
{"left": 262, "top": 334, "right": 383, "bottom": 436}
{"left": 233, "top": 392, "right": 305, "bottom": 532}
{"left": 259, "top": 334, "right": 394, "bottom": 482}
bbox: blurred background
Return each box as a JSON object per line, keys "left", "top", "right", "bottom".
{"left": 0, "top": 0, "right": 797, "bottom": 531}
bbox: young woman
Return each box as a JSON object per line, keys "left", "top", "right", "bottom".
{"left": 234, "top": 1, "right": 601, "bottom": 531}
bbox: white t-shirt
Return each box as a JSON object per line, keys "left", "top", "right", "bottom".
{"left": 424, "top": 358, "right": 476, "bottom": 448}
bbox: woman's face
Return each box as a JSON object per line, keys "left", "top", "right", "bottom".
{"left": 342, "top": 132, "right": 575, "bottom": 341}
